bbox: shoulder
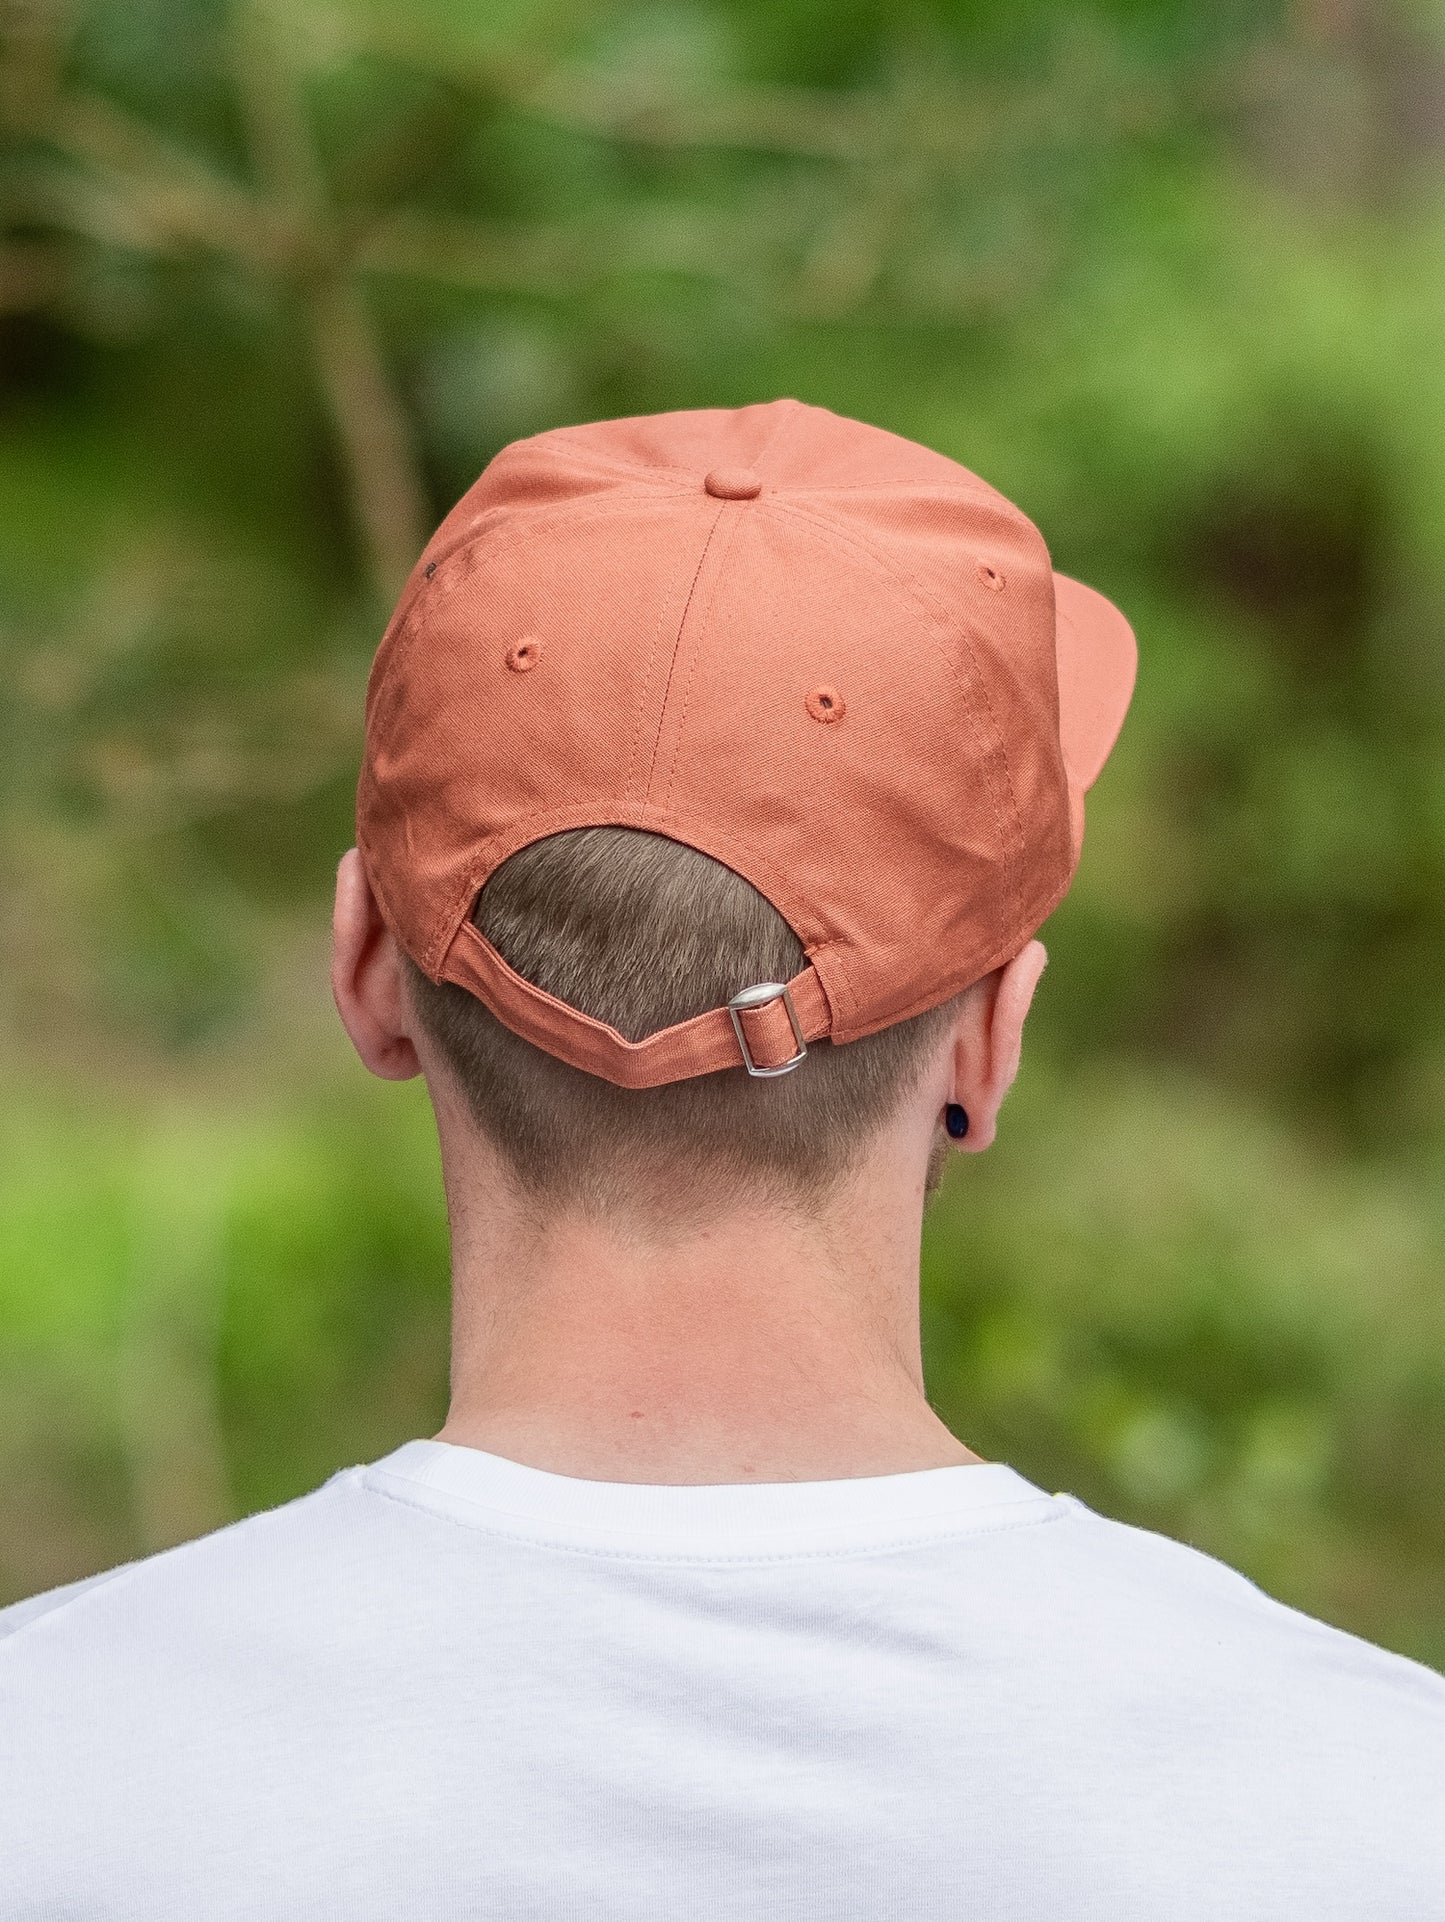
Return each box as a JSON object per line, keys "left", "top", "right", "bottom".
{"left": 1051, "top": 1497, "right": 1445, "bottom": 1725}
{"left": 0, "top": 1565, "right": 137, "bottom": 1643}
{"left": 0, "top": 1464, "right": 424, "bottom": 1912}
{"left": 0, "top": 1465, "right": 376, "bottom": 1674}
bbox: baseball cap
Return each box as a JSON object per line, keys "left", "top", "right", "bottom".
{"left": 357, "top": 399, "right": 1135, "bottom": 1088}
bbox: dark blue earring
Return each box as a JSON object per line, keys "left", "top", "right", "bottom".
{"left": 945, "top": 1103, "right": 970, "bottom": 1140}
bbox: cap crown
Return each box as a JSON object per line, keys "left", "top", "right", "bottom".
{"left": 358, "top": 399, "right": 1078, "bottom": 1066}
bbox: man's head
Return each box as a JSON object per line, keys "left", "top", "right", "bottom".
{"left": 335, "top": 400, "right": 1131, "bottom": 1230}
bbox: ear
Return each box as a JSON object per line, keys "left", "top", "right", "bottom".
{"left": 331, "top": 848, "right": 423, "bottom": 1081}
{"left": 946, "top": 939, "right": 1048, "bottom": 1154}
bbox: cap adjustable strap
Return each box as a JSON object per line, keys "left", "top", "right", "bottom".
{"left": 442, "top": 918, "right": 831, "bottom": 1089}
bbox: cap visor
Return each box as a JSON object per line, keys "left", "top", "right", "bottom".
{"left": 1053, "top": 572, "right": 1137, "bottom": 794}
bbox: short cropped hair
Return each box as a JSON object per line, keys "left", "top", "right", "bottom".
{"left": 404, "top": 827, "right": 956, "bottom": 1219}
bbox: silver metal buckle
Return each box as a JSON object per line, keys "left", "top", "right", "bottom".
{"left": 727, "top": 981, "right": 808, "bottom": 1077}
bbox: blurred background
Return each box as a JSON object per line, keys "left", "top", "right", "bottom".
{"left": 3, "top": 0, "right": 1445, "bottom": 1666}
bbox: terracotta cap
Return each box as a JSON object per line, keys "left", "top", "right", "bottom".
{"left": 358, "top": 399, "right": 1136, "bottom": 1087}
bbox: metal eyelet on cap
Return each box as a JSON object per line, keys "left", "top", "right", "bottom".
{"left": 728, "top": 981, "right": 808, "bottom": 1076}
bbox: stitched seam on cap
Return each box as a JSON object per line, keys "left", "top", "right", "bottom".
{"left": 824, "top": 929, "right": 859, "bottom": 1028}
{"left": 519, "top": 439, "right": 713, "bottom": 485}
{"left": 641, "top": 388, "right": 799, "bottom": 804}
{"left": 369, "top": 495, "right": 710, "bottom": 969}
{"left": 643, "top": 501, "right": 727, "bottom": 802}
{"left": 749, "top": 394, "right": 802, "bottom": 472}
{"left": 367, "top": 493, "right": 680, "bottom": 743}
{"left": 764, "top": 496, "right": 1027, "bottom": 944}
{"left": 662, "top": 505, "right": 747, "bottom": 810}
{"left": 377, "top": 473, "right": 690, "bottom": 655}
{"left": 775, "top": 478, "right": 1024, "bottom": 507}
{"left": 804, "top": 940, "right": 851, "bottom": 1033}
{"left": 624, "top": 533, "right": 698, "bottom": 800}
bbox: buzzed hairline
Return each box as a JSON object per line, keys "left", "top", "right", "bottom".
{"left": 404, "top": 827, "right": 959, "bottom": 1222}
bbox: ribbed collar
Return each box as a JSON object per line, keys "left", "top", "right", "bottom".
{"left": 360, "top": 1437, "right": 1058, "bottom": 1559}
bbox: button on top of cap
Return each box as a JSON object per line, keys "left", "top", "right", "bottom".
{"left": 704, "top": 466, "right": 762, "bottom": 500}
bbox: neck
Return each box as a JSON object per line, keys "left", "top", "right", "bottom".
{"left": 431, "top": 1090, "right": 980, "bottom": 1485}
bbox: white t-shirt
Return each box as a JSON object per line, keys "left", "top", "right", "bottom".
{"left": 2, "top": 1438, "right": 1442, "bottom": 1920}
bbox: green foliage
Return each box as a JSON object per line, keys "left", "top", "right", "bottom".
{"left": 2, "top": 0, "right": 1444, "bottom": 1663}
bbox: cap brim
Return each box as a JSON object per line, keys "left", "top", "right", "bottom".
{"left": 1052, "top": 572, "right": 1135, "bottom": 866}
{"left": 1054, "top": 571, "right": 1136, "bottom": 795}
